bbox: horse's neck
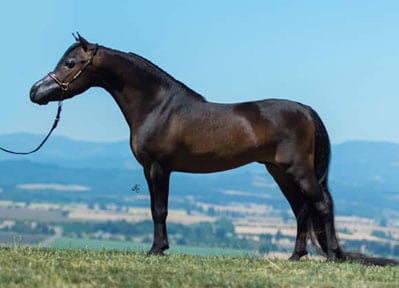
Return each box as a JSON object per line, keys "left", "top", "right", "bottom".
{"left": 95, "top": 47, "right": 208, "bottom": 130}
{"left": 95, "top": 48, "right": 172, "bottom": 128}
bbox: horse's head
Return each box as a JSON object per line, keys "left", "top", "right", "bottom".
{"left": 30, "top": 33, "right": 98, "bottom": 105}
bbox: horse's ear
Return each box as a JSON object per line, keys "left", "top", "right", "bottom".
{"left": 72, "top": 32, "right": 79, "bottom": 41}
{"left": 73, "top": 32, "right": 89, "bottom": 51}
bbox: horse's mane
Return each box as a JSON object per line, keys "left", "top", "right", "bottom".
{"left": 107, "top": 47, "right": 205, "bottom": 101}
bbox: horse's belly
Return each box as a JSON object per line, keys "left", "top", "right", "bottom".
{"left": 170, "top": 148, "right": 270, "bottom": 173}
{"left": 170, "top": 128, "right": 274, "bottom": 172}
{"left": 173, "top": 159, "right": 251, "bottom": 173}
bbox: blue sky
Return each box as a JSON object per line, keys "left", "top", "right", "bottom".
{"left": 1, "top": 1, "right": 399, "bottom": 143}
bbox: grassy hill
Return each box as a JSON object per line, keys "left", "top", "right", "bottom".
{"left": 0, "top": 247, "right": 398, "bottom": 288}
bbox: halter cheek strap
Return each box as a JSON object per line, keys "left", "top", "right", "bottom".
{"left": 48, "top": 44, "right": 98, "bottom": 93}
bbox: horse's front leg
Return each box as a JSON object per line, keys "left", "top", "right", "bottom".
{"left": 144, "top": 162, "right": 171, "bottom": 255}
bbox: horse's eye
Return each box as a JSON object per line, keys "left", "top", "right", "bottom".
{"left": 65, "top": 59, "right": 76, "bottom": 69}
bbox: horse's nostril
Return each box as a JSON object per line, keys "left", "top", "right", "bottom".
{"left": 30, "top": 84, "right": 38, "bottom": 102}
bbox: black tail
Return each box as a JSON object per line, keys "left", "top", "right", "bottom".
{"left": 306, "top": 106, "right": 334, "bottom": 257}
{"left": 342, "top": 252, "right": 399, "bottom": 266}
{"left": 307, "top": 106, "right": 398, "bottom": 267}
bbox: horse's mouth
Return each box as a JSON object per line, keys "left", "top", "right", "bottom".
{"left": 30, "top": 78, "right": 58, "bottom": 105}
{"left": 35, "top": 99, "right": 50, "bottom": 105}
{"left": 30, "top": 91, "right": 50, "bottom": 105}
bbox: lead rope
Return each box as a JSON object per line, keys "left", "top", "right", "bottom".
{"left": 1, "top": 43, "right": 98, "bottom": 155}
{"left": 0, "top": 101, "right": 63, "bottom": 155}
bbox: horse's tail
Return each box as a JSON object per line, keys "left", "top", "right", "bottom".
{"left": 307, "top": 106, "right": 398, "bottom": 266}
{"left": 305, "top": 106, "right": 333, "bottom": 257}
{"left": 341, "top": 252, "right": 399, "bottom": 266}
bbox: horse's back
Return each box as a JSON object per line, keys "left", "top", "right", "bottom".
{"left": 232, "top": 98, "right": 315, "bottom": 141}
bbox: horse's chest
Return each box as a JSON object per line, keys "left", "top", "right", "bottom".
{"left": 129, "top": 131, "right": 170, "bottom": 166}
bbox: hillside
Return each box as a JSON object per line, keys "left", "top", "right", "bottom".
{"left": 0, "top": 248, "right": 397, "bottom": 288}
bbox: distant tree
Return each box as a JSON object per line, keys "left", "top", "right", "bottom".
{"left": 207, "top": 207, "right": 216, "bottom": 217}
{"left": 379, "top": 218, "right": 388, "bottom": 227}
{"left": 275, "top": 230, "right": 283, "bottom": 240}
{"left": 371, "top": 230, "right": 388, "bottom": 239}
{"left": 214, "top": 218, "right": 235, "bottom": 240}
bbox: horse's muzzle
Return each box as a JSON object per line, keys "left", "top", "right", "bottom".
{"left": 30, "top": 76, "right": 59, "bottom": 105}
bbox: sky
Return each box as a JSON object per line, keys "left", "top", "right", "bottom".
{"left": 1, "top": 1, "right": 399, "bottom": 144}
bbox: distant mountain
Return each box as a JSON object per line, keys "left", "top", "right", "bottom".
{"left": 331, "top": 141, "right": 399, "bottom": 190}
{"left": 1, "top": 133, "right": 399, "bottom": 218}
{"left": 0, "top": 133, "right": 139, "bottom": 170}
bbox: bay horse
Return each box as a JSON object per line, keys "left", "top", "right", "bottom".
{"left": 30, "top": 34, "right": 397, "bottom": 266}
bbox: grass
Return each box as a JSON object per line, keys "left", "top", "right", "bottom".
{"left": 0, "top": 247, "right": 398, "bottom": 288}
{"left": 50, "top": 237, "right": 256, "bottom": 257}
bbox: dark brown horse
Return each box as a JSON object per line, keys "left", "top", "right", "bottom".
{"left": 30, "top": 35, "right": 397, "bottom": 266}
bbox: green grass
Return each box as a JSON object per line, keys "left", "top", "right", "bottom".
{"left": 50, "top": 237, "right": 256, "bottom": 257}
{"left": 0, "top": 247, "right": 398, "bottom": 288}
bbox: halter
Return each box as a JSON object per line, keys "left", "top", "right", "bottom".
{"left": 48, "top": 44, "right": 98, "bottom": 92}
{"left": 0, "top": 44, "right": 98, "bottom": 155}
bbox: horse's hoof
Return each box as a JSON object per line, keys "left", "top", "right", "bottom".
{"left": 147, "top": 249, "right": 165, "bottom": 256}
{"left": 288, "top": 254, "right": 300, "bottom": 261}
{"left": 288, "top": 250, "right": 307, "bottom": 261}
{"left": 147, "top": 244, "right": 168, "bottom": 256}
{"left": 326, "top": 253, "right": 339, "bottom": 262}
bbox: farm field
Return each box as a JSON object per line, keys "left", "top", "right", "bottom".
{"left": 0, "top": 200, "right": 398, "bottom": 259}
{"left": 0, "top": 247, "right": 397, "bottom": 288}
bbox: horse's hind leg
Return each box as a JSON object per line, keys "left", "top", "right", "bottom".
{"left": 265, "top": 163, "right": 309, "bottom": 260}
{"left": 287, "top": 165, "right": 340, "bottom": 261}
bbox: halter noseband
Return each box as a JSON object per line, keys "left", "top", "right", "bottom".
{"left": 48, "top": 44, "right": 98, "bottom": 92}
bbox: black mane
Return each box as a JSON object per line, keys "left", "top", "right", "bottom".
{"left": 109, "top": 47, "right": 205, "bottom": 101}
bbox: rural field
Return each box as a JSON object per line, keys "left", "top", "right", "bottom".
{"left": 0, "top": 247, "right": 398, "bottom": 288}
{"left": 1, "top": 200, "right": 398, "bottom": 258}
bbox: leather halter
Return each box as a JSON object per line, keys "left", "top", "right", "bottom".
{"left": 48, "top": 44, "right": 98, "bottom": 92}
